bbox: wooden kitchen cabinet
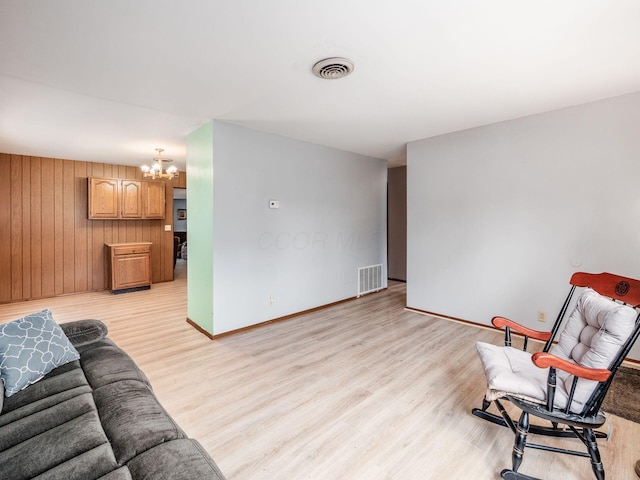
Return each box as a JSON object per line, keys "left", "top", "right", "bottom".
{"left": 106, "top": 242, "right": 152, "bottom": 293}
{"left": 121, "top": 180, "right": 143, "bottom": 218}
{"left": 88, "top": 177, "right": 165, "bottom": 219}
{"left": 143, "top": 181, "right": 165, "bottom": 219}
{"left": 88, "top": 178, "right": 119, "bottom": 218}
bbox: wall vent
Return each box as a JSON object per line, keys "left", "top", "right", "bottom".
{"left": 358, "top": 264, "right": 383, "bottom": 297}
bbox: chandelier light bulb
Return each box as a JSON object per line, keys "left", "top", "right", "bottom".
{"left": 140, "top": 148, "right": 179, "bottom": 180}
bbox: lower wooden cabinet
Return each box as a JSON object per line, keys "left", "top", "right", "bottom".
{"left": 106, "top": 242, "right": 152, "bottom": 293}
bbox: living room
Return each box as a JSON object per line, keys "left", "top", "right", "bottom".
{"left": 2, "top": 2, "right": 640, "bottom": 479}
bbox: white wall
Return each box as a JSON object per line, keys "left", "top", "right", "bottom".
{"left": 211, "top": 122, "right": 387, "bottom": 335}
{"left": 407, "top": 91, "right": 640, "bottom": 359}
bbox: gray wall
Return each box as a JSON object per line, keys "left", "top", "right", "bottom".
{"left": 211, "top": 122, "right": 387, "bottom": 335}
{"left": 407, "top": 91, "right": 640, "bottom": 360}
{"left": 387, "top": 166, "right": 407, "bottom": 281}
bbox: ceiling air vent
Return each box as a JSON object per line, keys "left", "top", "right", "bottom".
{"left": 312, "top": 57, "right": 354, "bottom": 79}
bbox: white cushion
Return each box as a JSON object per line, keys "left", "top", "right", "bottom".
{"left": 476, "top": 342, "right": 549, "bottom": 404}
{"left": 477, "top": 289, "right": 637, "bottom": 413}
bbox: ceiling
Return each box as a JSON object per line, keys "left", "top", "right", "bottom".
{"left": 2, "top": 1, "right": 640, "bottom": 170}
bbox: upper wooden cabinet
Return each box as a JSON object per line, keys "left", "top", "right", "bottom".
{"left": 89, "top": 178, "right": 119, "bottom": 219}
{"left": 143, "top": 181, "right": 166, "bottom": 219}
{"left": 88, "top": 177, "right": 166, "bottom": 220}
{"left": 121, "top": 180, "right": 143, "bottom": 218}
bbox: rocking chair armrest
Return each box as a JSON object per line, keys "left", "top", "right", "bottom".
{"left": 491, "top": 316, "right": 552, "bottom": 342}
{"left": 531, "top": 352, "right": 611, "bottom": 382}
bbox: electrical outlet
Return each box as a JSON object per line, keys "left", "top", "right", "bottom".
{"left": 268, "top": 295, "right": 275, "bottom": 306}
{"left": 538, "top": 311, "right": 547, "bottom": 323}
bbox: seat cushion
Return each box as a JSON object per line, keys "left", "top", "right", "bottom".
{"left": 0, "top": 360, "right": 90, "bottom": 426}
{"left": 0, "top": 406, "right": 117, "bottom": 480}
{"left": 476, "top": 342, "right": 551, "bottom": 404}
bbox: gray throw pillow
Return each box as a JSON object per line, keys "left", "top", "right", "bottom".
{"left": 0, "top": 309, "right": 80, "bottom": 397}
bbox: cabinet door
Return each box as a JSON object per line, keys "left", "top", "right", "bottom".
{"left": 121, "top": 180, "right": 142, "bottom": 218}
{"left": 89, "top": 177, "right": 119, "bottom": 219}
{"left": 143, "top": 181, "right": 166, "bottom": 219}
{"left": 112, "top": 254, "right": 151, "bottom": 289}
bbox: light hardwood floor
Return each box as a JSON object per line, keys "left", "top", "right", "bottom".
{"left": 2, "top": 261, "right": 639, "bottom": 479}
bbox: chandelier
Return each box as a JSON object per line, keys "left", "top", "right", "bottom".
{"left": 140, "top": 148, "right": 178, "bottom": 180}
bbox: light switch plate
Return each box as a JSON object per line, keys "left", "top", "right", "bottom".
{"left": 164, "top": 225, "right": 172, "bottom": 231}
{"left": 269, "top": 200, "right": 280, "bottom": 209}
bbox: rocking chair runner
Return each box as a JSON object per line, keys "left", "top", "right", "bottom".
{"left": 472, "top": 272, "right": 640, "bottom": 480}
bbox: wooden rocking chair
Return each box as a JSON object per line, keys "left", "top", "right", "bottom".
{"left": 472, "top": 272, "right": 640, "bottom": 480}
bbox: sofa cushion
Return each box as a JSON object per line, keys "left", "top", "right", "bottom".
{"left": 31, "top": 443, "right": 122, "bottom": 480}
{"left": 127, "top": 439, "right": 227, "bottom": 480}
{"left": 79, "top": 339, "right": 151, "bottom": 389}
{"left": 93, "top": 380, "right": 186, "bottom": 465}
{"left": 0, "top": 408, "right": 115, "bottom": 480}
{"left": 97, "top": 467, "right": 133, "bottom": 480}
{"left": 0, "top": 360, "right": 89, "bottom": 425}
{"left": 0, "top": 392, "right": 97, "bottom": 452}
{"left": 0, "top": 309, "right": 80, "bottom": 396}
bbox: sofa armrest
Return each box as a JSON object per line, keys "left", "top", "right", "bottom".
{"left": 61, "top": 320, "right": 109, "bottom": 348}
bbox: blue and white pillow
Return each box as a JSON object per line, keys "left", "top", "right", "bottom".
{"left": 0, "top": 309, "right": 80, "bottom": 397}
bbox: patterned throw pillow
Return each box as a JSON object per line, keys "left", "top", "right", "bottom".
{"left": 0, "top": 309, "right": 80, "bottom": 397}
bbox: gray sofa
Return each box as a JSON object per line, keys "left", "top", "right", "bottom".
{"left": 0, "top": 319, "right": 226, "bottom": 480}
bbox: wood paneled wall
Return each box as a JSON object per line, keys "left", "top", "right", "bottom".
{"left": 0, "top": 153, "right": 185, "bottom": 304}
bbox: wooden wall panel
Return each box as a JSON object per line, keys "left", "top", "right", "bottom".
{"left": 30, "top": 157, "right": 42, "bottom": 299}
{"left": 54, "top": 158, "right": 64, "bottom": 295}
{"left": 62, "top": 160, "right": 75, "bottom": 294}
{"left": 0, "top": 153, "right": 181, "bottom": 304}
{"left": 10, "top": 155, "right": 22, "bottom": 301}
{"left": 74, "top": 161, "right": 88, "bottom": 293}
{"left": 21, "top": 156, "right": 31, "bottom": 299}
{"left": 162, "top": 183, "right": 175, "bottom": 280}
{"left": 0, "top": 154, "right": 11, "bottom": 302}
{"left": 41, "top": 157, "right": 55, "bottom": 298}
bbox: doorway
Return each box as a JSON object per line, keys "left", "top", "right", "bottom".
{"left": 387, "top": 166, "right": 406, "bottom": 282}
{"left": 174, "top": 187, "right": 187, "bottom": 270}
